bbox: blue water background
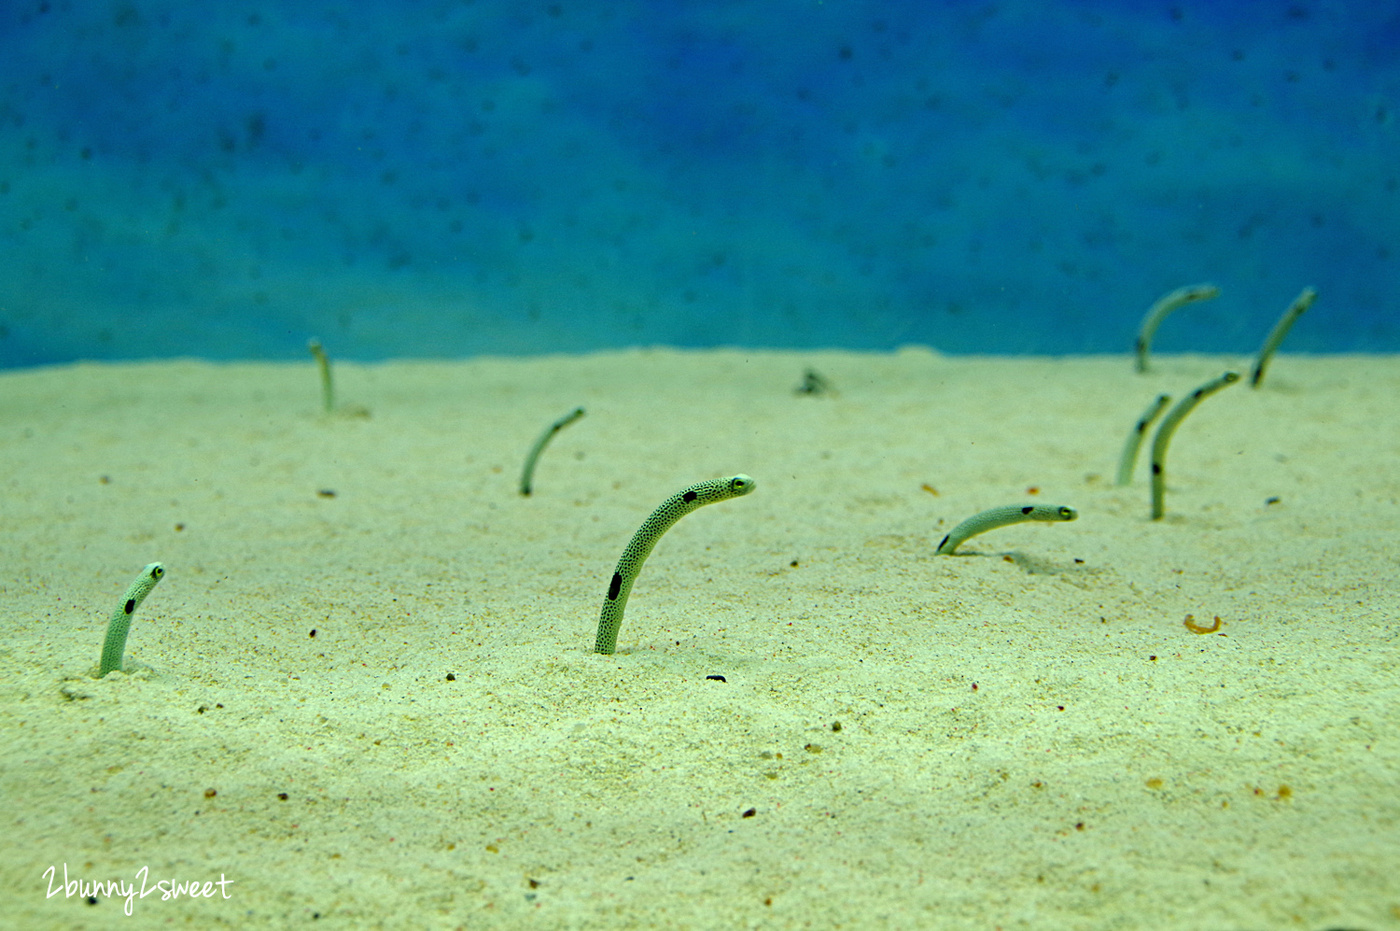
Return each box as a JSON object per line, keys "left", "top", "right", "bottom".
{"left": 1, "top": 1, "right": 1396, "bottom": 365}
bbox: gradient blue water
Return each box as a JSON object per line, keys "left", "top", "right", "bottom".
{"left": 1, "top": 1, "right": 1395, "bottom": 365}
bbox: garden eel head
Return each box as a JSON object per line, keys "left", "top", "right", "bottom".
{"left": 728, "top": 475, "right": 756, "bottom": 496}
{"left": 1057, "top": 506, "right": 1078, "bottom": 521}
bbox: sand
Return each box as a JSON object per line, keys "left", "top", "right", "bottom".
{"left": 1, "top": 349, "right": 1397, "bottom": 930}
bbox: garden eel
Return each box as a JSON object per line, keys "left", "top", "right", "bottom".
{"left": 935, "top": 505, "right": 1077, "bottom": 555}
{"left": 98, "top": 563, "right": 166, "bottom": 677}
{"left": 307, "top": 338, "right": 333, "bottom": 414}
{"left": 1135, "top": 283, "right": 1220, "bottom": 373}
{"left": 1116, "top": 393, "right": 1172, "bottom": 486}
{"left": 1251, "top": 287, "right": 1316, "bottom": 387}
{"left": 595, "top": 475, "right": 755, "bottom": 655}
{"left": 519, "top": 406, "right": 585, "bottom": 496}
{"left": 1150, "top": 371, "right": 1240, "bottom": 520}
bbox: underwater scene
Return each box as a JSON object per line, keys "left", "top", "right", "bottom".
{"left": 1, "top": 0, "right": 1398, "bottom": 361}
{"left": 2, "top": 2, "right": 1397, "bottom": 929}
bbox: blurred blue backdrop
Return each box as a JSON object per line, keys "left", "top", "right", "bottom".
{"left": 1, "top": 0, "right": 1396, "bottom": 365}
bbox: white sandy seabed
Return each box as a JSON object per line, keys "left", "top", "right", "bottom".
{"left": 0, "top": 348, "right": 1397, "bottom": 930}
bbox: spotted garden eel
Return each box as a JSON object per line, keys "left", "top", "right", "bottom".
{"left": 98, "top": 563, "right": 166, "bottom": 677}
{"left": 1135, "top": 283, "right": 1220, "bottom": 373}
{"left": 1150, "top": 371, "right": 1240, "bottom": 520}
{"left": 1116, "top": 393, "right": 1172, "bottom": 486}
{"left": 595, "top": 475, "right": 755, "bottom": 655}
{"left": 1251, "top": 287, "right": 1316, "bottom": 387}
{"left": 519, "top": 406, "right": 585, "bottom": 496}
{"left": 307, "top": 338, "right": 334, "bottom": 414}
{"left": 935, "top": 505, "right": 1077, "bottom": 555}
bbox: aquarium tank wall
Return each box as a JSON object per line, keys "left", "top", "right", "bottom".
{"left": 0, "top": 0, "right": 1395, "bottom": 366}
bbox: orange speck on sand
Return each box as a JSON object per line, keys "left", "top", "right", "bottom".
{"left": 1183, "top": 614, "right": 1222, "bottom": 634}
